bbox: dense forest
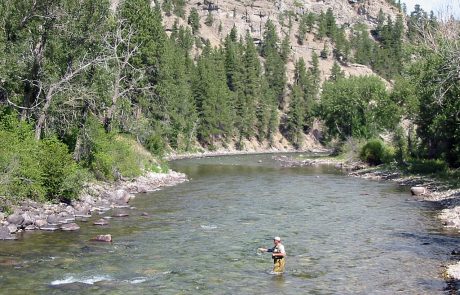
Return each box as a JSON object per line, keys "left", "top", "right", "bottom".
{"left": 0, "top": 0, "right": 459, "bottom": 204}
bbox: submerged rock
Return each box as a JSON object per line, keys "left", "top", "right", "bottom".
{"left": 93, "top": 219, "right": 109, "bottom": 226}
{"left": 0, "top": 226, "right": 17, "bottom": 240}
{"left": 61, "top": 223, "right": 80, "bottom": 231}
{"left": 90, "top": 234, "right": 112, "bottom": 242}
{"left": 40, "top": 225, "right": 60, "bottom": 231}
{"left": 112, "top": 212, "right": 129, "bottom": 218}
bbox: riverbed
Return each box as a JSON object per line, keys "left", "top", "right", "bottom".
{"left": 0, "top": 154, "right": 457, "bottom": 294}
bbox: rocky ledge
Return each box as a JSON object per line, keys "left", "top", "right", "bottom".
{"left": 0, "top": 170, "right": 187, "bottom": 240}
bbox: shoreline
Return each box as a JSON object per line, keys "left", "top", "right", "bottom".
{"left": 166, "top": 147, "right": 331, "bottom": 161}
{"left": 0, "top": 170, "right": 188, "bottom": 240}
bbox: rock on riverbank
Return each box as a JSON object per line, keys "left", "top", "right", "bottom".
{"left": 0, "top": 170, "right": 187, "bottom": 240}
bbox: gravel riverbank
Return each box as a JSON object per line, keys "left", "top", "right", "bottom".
{"left": 0, "top": 170, "right": 187, "bottom": 240}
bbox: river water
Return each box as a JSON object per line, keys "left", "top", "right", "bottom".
{"left": 0, "top": 154, "right": 458, "bottom": 294}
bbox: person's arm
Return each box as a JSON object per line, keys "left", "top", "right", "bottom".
{"left": 258, "top": 247, "right": 274, "bottom": 252}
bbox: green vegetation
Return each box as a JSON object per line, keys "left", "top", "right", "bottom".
{"left": 360, "top": 139, "right": 394, "bottom": 166}
{"left": 0, "top": 0, "right": 459, "bottom": 205}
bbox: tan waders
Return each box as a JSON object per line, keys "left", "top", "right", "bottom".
{"left": 273, "top": 257, "right": 285, "bottom": 273}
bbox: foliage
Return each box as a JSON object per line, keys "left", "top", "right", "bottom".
{"left": 0, "top": 113, "right": 86, "bottom": 202}
{"left": 188, "top": 8, "right": 200, "bottom": 34}
{"left": 406, "top": 159, "right": 448, "bottom": 175}
{"left": 318, "top": 76, "right": 399, "bottom": 141}
{"left": 360, "top": 139, "right": 394, "bottom": 166}
{"left": 81, "top": 116, "right": 154, "bottom": 181}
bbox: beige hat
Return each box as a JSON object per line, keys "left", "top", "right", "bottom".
{"left": 274, "top": 236, "right": 281, "bottom": 241}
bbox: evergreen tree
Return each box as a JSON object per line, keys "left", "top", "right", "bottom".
{"left": 280, "top": 33, "right": 291, "bottom": 62}
{"left": 172, "top": 0, "right": 186, "bottom": 18}
{"left": 193, "top": 45, "right": 234, "bottom": 146}
{"left": 286, "top": 85, "right": 305, "bottom": 148}
{"left": 262, "top": 20, "right": 286, "bottom": 105}
{"left": 325, "top": 8, "right": 337, "bottom": 38}
{"left": 156, "top": 40, "right": 197, "bottom": 150}
{"left": 309, "top": 51, "right": 320, "bottom": 96}
{"left": 329, "top": 61, "right": 345, "bottom": 81}
{"left": 352, "top": 23, "right": 373, "bottom": 65}
{"left": 316, "top": 11, "right": 327, "bottom": 40}
{"left": 205, "top": 11, "right": 214, "bottom": 26}
{"left": 188, "top": 8, "right": 200, "bottom": 34}
{"left": 162, "top": 0, "right": 173, "bottom": 16}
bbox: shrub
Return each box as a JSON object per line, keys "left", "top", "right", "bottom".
{"left": 84, "top": 116, "right": 156, "bottom": 180}
{"left": 407, "top": 159, "right": 448, "bottom": 175}
{"left": 0, "top": 115, "right": 45, "bottom": 201}
{"left": 360, "top": 139, "right": 394, "bottom": 166}
{"left": 0, "top": 114, "right": 86, "bottom": 202}
{"left": 39, "top": 137, "right": 88, "bottom": 202}
{"left": 144, "top": 133, "right": 166, "bottom": 157}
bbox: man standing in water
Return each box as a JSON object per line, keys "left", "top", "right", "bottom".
{"left": 258, "top": 236, "right": 286, "bottom": 273}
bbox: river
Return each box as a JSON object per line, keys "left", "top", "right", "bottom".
{"left": 0, "top": 154, "right": 458, "bottom": 294}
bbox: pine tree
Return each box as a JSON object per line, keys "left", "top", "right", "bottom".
{"left": 156, "top": 40, "right": 197, "bottom": 150}
{"left": 286, "top": 85, "right": 305, "bottom": 148}
{"left": 325, "top": 8, "right": 337, "bottom": 38}
{"left": 329, "top": 61, "right": 344, "bottom": 81}
{"left": 262, "top": 20, "right": 286, "bottom": 105}
{"left": 316, "top": 11, "right": 327, "bottom": 40}
{"left": 280, "top": 33, "right": 291, "bottom": 62}
{"left": 309, "top": 51, "right": 320, "bottom": 96}
{"left": 205, "top": 11, "right": 214, "bottom": 27}
{"left": 188, "top": 8, "right": 200, "bottom": 34}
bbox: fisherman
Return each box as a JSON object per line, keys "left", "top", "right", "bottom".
{"left": 258, "top": 236, "right": 286, "bottom": 273}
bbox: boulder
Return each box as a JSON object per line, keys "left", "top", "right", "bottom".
{"left": 137, "top": 185, "right": 149, "bottom": 193}
{"left": 7, "top": 224, "right": 18, "bottom": 234}
{"left": 47, "top": 214, "right": 60, "bottom": 225}
{"left": 411, "top": 186, "right": 426, "bottom": 196}
{"left": 61, "top": 223, "right": 80, "bottom": 231}
{"left": 24, "top": 225, "right": 36, "bottom": 231}
{"left": 35, "top": 219, "right": 48, "bottom": 228}
{"left": 7, "top": 214, "right": 24, "bottom": 226}
{"left": 112, "top": 189, "right": 133, "bottom": 204}
{"left": 0, "top": 226, "right": 17, "bottom": 240}
{"left": 91, "top": 234, "right": 112, "bottom": 242}
{"left": 0, "top": 212, "right": 5, "bottom": 221}
{"left": 22, "top": 212, "right": 35, "bottom": 226}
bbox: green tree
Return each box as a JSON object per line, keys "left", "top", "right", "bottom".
{"left": 318, "top": 76, "right": 399, "bottom": 140}
{"left": 262, "top": 20, "right": 286, "bottom": 104}
{"left": 188, "top": 8, "right": 200, "bottom": 34}
{"left": 329, "top": 61, "right": 344, "bottom": 81}
{"left": 205, "top": 11, "right": 214, "bottom": 26}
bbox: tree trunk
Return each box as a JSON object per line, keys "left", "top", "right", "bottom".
{"left": 34, "top": 86, "right": 54, "bottom": 140}
{"left": 104, "top": 68, "right": 121, "bottom": 132}
{"left": 21, "top": 35, "right": 46, "bottom": 121}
